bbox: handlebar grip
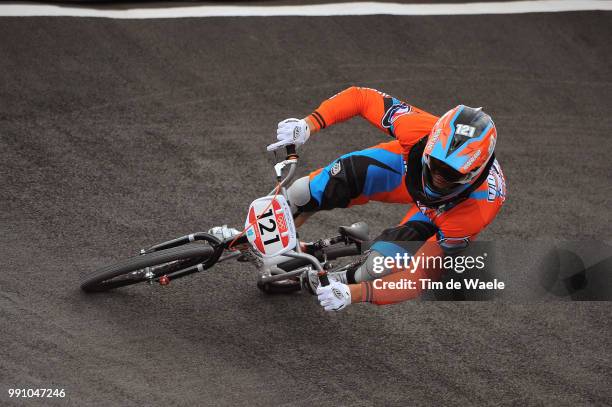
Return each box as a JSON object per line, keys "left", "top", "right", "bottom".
{"left": 285, "top": 144, "right": 297, "bottom": 157}
{"left": 318, "top": 271, "right": 330, "bottom": 287}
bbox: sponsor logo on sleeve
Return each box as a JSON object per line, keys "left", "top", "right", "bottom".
{"left": 382, "top": 102, "right": 412, "bottom": 128}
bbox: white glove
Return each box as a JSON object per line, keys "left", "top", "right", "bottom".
{"left": 316, "top": 280, "right": 352, "bottom": 312}
{"left": 266, "top": 118, "right": 310, "bottom": 152}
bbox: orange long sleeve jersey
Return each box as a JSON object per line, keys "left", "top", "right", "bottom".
{"left": 307, "top": 86, "right": 438, "bottom": 153}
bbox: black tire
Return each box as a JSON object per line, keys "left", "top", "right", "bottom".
{"left": 257, "top": 245, "right": 361, "bottom": 294}
{"left": 81, "top": 244, "right": 215, "bottom": 293}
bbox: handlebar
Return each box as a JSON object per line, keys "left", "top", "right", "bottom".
{"left": 269, "top": 144, "right": 299, "bottom": 194}
{"left": 285, "top": 144, "right": 297, "bottom": 157}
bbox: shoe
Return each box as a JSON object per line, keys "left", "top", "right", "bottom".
{"left": 301, "top": 268, "right": 348, "bottom": 295}
{"left": 207, "top": 225, "right": 240, "bottom": 242}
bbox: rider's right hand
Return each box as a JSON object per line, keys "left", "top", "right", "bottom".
{"left": 316, "top": 280, "right": 352, "bottom": 312}
{"left": 266, "top": 118, "right": 310, "bottom": 152}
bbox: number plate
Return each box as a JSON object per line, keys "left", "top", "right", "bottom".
{"left": 245, "top": 195, "right": 297, "bottom": 257}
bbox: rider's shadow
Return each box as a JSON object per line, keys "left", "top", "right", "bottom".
{"left": 422, "top": 244, "right": 499, "bottom": 301}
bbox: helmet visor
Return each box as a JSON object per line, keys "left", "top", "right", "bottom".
{"left": 423, "top": 155, "right": 472, "bottom": 194}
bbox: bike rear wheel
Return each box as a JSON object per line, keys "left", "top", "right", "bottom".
{"left": 81, "top": 244, "right": 215, "bottom": 293}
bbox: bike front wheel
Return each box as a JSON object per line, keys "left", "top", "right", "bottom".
{"left": 80, "top": 244, "right": 215, "bottom": 293}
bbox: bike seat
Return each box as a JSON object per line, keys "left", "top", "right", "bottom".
{"left": 338, "top": 222, "right": 369, "bottom": 242}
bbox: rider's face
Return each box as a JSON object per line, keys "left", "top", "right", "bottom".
{"left": 425, "top": 156, "right": 465, "bottom": 192}
{"left": 430, "top": 169, "right": 456, "bottom": 190}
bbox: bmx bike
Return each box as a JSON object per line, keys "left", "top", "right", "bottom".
{"left": 80, "top": 145, "right": 370, "bottom": 294}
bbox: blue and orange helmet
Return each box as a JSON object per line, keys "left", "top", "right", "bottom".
{"left": 422, "top": 105, "right": 497, "bottom": 200}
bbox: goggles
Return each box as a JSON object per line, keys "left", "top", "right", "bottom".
{"left": 423, "top": 155, "right": 478, "bottom": 194}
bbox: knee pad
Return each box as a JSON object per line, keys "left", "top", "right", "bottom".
{"left": 352, "top": 250, "right": 395, "bottom": 282}
{"left": 288, "top": 176, "right": 315, "bottom": 214}
{"left": 351, "top": 228, "right": 433, "bottom": 283}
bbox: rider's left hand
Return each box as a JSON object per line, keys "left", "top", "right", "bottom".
{"left": 316, "top": 280, "right": 352, "bottom": 312}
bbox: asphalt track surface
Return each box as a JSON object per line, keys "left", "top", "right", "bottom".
{"left": 1, "top": 6, "right": 611, "bottom": 407}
